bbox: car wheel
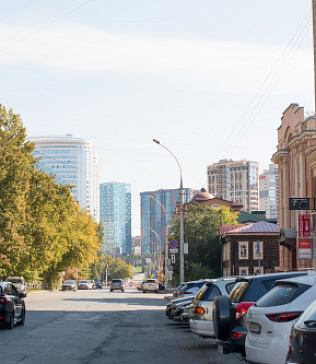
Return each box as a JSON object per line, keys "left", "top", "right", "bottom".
{"left": 121, "top": 289, "right": 125, "bottom": 292}
{"left": 19, "top": 306, "right": 25, "bottom": 326}
{"left": 212, "top": 296, "right": 232, "bottom": 340}
{"left": 110, "top": 289, "right": 113, "bottom": 292}
{"left": 6, "top": 310, "right": 14, "bottom": 330}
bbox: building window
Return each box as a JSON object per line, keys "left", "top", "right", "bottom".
{"left": 253, "top": 241, "right": 264, "bottom": 259}
{"left": 239, "top": 267, "right": 249, "bottom": 275}
{"left": 238, "top": 241, "right": 248, "bottom": 259}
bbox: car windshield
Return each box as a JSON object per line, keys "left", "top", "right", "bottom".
{"left": 64, "top": 281, "right": 74, "bottom": 284}
{"left": 7, "top": 278, "right": 22, "bottom": 284}
{"left": 80, "top": 281, "right": 88, "bottom": 283}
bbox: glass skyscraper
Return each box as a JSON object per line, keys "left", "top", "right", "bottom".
{"left": 140, "top": 188, "right": 195, "bottom": 255}
{"left": 29, "top": 134, "right": 100, "bottom": 222}
{"left": 100, "top": 182, "right": 131, "bottom": 256}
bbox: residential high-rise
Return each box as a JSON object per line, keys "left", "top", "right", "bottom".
{"left": 29, "top": 134, "right": 100, "bottom": 222}
{"left": 259, "top": 164, "right": 279, "bottom": 222}
{"left": 100, "top": 182, "right": 131, "bottom": 256}
{"left": 207, "top": 159, "right": 259, "bottom": 212}
{"left": 140, "top": 188, "right": 196, "bottom": 255}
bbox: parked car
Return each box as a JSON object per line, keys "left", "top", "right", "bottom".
{"left": 288, "top": 298, "right": 316, "bottom": 364}
{"left": 78, "top": 280, "right": 92, "bottom": 290}
{"left": 110, "top": 279, "right": 125, "bottom": 292}
{"left": 245, "top": 272, "right": 316, "bottom": 364}
{"left": 0, "top": 281, "right": 26, "bottom": 329}
{"left": 173, "top": 280, "right": 206, "bottom": 299}
{"left": 94, "top": 280, "right": 102, "bottom": 289}
{"left": 6, "top": 276, "right": 27, "bottom": 296}
{"left": 61, "top": 280, "right": 77, "bottom": 291}
{"left": 173, "top": 300, "right": 194, "bottom": 322}
{"left": 212, "top": 271, "right": 308, "bottom": 355}
{"left": 189, "top": 277, "right": 236, "bottom": 338}
{"left": 142, "top": 279, "right": 159, "bottom": 293}
{"left": 180, "top": 303, "right": 195, "bottom": 323}
{"left": 166, "top": 295, "right": 195, "bottom": 319}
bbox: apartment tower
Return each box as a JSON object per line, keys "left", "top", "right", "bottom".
{"left": 207, "top": 159, "right": 259, "bottom": 212}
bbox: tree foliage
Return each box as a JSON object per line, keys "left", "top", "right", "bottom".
{"left": 170, "top": 204, "right": 239, "bottom": 285}
{"left": 0, "top": 105, "right": 101, "bottom": 286}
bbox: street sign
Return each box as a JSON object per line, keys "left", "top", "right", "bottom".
{"left": 169, "top": 239, "right": 178, "bottom": 248}
{"left": 167, "top": 265, "right": 173, "bottom": 271}
{"left": 299, "top": 238, "right": 312, "bottom": 259}
{"left": 298, "top": 215, "right": 311, "bottom": 237}
{"left": 169, "top": 248, "right": 178, "bottom": 254}
{"left": 290, "top": 198, "right": 310, "bottom": 210}
{"left": 171, "top": 254, "right": 175, "bottom": 264}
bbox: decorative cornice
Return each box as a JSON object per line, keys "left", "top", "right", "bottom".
{"left": 288, "top": 130, "right": 316, "bottom": 149}
{"left": 271, "top": 149, "right": 288, "bottom": 164}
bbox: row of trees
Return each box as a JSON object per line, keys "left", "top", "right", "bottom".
{"left": 0, "top": 105, "right": 102, "bottom": 288}
{"left": 170, "top": 204, "right": 239, "bottom": 285}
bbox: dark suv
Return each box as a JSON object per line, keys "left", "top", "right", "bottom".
{"left": 212, "top": 271, "right": 308, "bottom": 355}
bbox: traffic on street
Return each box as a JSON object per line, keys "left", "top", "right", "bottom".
{"left": 0, "top": 284, "right": 242, "bottom": 364}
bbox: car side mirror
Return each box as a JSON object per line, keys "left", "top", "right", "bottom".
{"left": 19, "top": 292, "right": 26, "bottom": 298}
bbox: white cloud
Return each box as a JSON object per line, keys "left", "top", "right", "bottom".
{"left": 0, "top": 23, "right": 313, "bottom": 93}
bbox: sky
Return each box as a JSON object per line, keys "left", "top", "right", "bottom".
{"left": 0, "top": 0, "right": 315, "bottom": 236}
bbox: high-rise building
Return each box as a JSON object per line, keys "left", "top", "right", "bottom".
{"left": 207, "top": 159, "right": 259, "bottom": 212}
{"left": 100, "top": 182, "right": 131, "bottom": 256}
{"left": 140, "top": 188, "right": 196, "bottom": 255}
{"left": 29, "top": 134, "right": 100, "bottom": 222}
{"left": 259, "top": 164, "right": 279, "bottom": 222}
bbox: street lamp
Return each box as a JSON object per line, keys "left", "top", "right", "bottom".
{"left": 153, "top": 139, "right": 185, "bottom": 283}
{"left": 149, "top": 195, "right": 169, "bottom": 289}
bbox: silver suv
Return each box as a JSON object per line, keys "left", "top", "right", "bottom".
{"left": 110, "top": 279, "right": 124, "bottom": 292}
{"left": 6, "top": 276, "right": 27, "bottom": 296}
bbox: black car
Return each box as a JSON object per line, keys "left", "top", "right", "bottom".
{"left": 0, "top": 281, "right": 26, "bottom": 329}
{"left": 166, "top": 295, "right": 195, "bottom": 319}
{"left": 95, "top": 281, "right": 102, "bottom": 289}
{"left": 212, "top": 271, "right": 308, "bottom": 355}
{"left": 288, "top": 298, "right": 316, "bottom": 363}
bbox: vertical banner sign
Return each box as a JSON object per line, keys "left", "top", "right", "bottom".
{"left": 298, "top": 238, "right": 312, "bottom": 259}
{"left": 298, "top": 214, "right": 311, "bottom": 237}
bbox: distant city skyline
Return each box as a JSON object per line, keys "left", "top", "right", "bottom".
{"left": 1, "top": 1, "right": 314, "bottom": 235}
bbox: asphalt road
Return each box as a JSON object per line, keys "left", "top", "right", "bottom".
{"left": 0, "top": 287, "right": 243, "bottom": 364}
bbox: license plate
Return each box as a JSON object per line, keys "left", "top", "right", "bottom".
{"left": 248, "top": 322, "right": 261, "bottom": 334}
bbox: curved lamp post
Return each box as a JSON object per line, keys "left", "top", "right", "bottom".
{"left": 153, "top": 139, "right": 185, "bottom": 283}
{"left": 149, "top": 195, "right": 169, "bottom": 289}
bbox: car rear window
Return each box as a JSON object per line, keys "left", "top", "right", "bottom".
{"left": 256, "top": 283, "right": 310, "bottom": 307}
{"left": 112, "top": 280, "right": 121, "bottom": 283}
{"left": 229, "top": 281, "right": 250, "bottom": 303}
{"left": 202, "top": 285, "right": 222, "bottom": 301}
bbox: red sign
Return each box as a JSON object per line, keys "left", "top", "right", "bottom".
{"left": 298, "top": 215, "right": 311, "bottom": 237}
{"left": 299, "top": 238, "right": 311, "bottom": 249}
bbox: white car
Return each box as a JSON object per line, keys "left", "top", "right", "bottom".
{"left": 189, "top": 277, "right": 236, "bottom": 338}
{"left": 245, "top": 272, "right": 316, "bottom": 364}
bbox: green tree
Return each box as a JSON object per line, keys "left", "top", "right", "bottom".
{"left": 0, "top": 105, "right": 101, "bottom": 287}
{"left": 170, "top": 205, "right": 239, "bottom": 285}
